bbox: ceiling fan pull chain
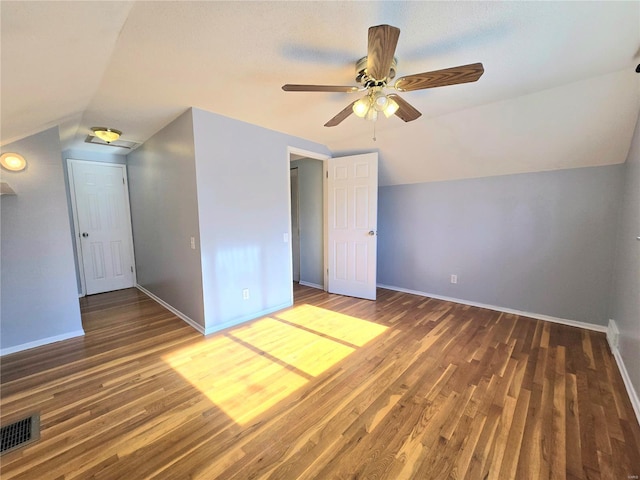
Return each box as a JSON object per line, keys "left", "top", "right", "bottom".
{"left": 373, "top": 121, "right": 376, "bottom": 142}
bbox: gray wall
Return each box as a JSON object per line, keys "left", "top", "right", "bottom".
{"left": 377, "top": 164, "right": 623, "bottom": 325}
{"left": 192, "top": 107, "right": 330, "bottom": 332}
{"left": 61, "top": 148, "right": 127, "bottom": 293}
{"left": 290, "top": 158, "right": 324, "bottom": 287}
{"left": 127, "top": 109, "right": 205, "bottom": 328}
{"left": 1, "top": 127, "right": 83, "bottom": 351}
{"left": 610, "top": 110, "right": 640, "bottom": 402}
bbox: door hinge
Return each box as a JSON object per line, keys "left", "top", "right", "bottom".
{"left": 326, "top": 171, "right": 328, "bottom": 178}
{"left": 122, "top": 177, "right": 125, "bottom": 185}
{"left": 130, "top": 266, "right": 133, "bottom": 273}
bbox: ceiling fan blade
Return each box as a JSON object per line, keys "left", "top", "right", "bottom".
{"left": 394, "top": 62, "right": 484, "bottom": 92}
{"left": 387, "top": 94, "right": 422, "bottom": 122}
{"left": 282, "top": 84, "right": 359, "bottom": 93}
{"left": 367, "top": 25, "right": 400, "bottom": 81}
{"left": 324, "top": 100, "right": 357, "bottom": 127}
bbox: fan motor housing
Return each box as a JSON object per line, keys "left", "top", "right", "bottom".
{"left": 356, "top": 56, "right": 397, "bottom": 84}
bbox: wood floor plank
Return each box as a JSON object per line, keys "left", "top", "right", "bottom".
{"left": 1, "top": 285, "right": 638, "bottom": 479}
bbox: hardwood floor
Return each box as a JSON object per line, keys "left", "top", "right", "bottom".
{"left": 1, "top": 285, "right": 639, "bottom": 479}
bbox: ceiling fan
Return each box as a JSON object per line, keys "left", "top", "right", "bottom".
{"left": 282, "top": 24, "right": 484, "bottom": 127}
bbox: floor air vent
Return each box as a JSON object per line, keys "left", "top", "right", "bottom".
{"left": 1, "top": 414, "right": 40, "bottom": 455}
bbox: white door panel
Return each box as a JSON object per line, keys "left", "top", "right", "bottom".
{"left": 327, "top": 152, "right": 378, "bottom": 300}
{"left": 69, "top": 161, "right": 135, "bottom": 295}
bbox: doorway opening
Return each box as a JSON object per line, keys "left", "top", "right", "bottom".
{"left": 289, "top": 151, "right": 326, "bottom": 293}
{"left": 287, "top": 148, "right": 379, "bottom": 303}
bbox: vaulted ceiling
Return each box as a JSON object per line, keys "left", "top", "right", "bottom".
{"left": 2, "top": 1, "right": 639, "bottom": 186}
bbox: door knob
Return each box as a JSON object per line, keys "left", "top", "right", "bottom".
{"left": 368, "top": 230, "right": 376, "bottom": 236}
{"left": 82, "top": 232, "right": 89, "bottom": 238}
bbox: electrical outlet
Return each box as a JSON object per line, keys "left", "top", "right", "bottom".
{"left": 450, "top": 274, "right": 458, "bottom": 284}
{"left": 242, "top": 288, "right": 250, "bottom": 300}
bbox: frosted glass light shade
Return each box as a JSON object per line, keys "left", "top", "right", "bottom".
{"left": 352, "top": 97, "right": 371, "bottom": 118}
{"left": 383, "top": 97, "right": 399, "bottom": 118}
{"left": 365, "top": 108, "right": 378, "bottom": 122}
{"left": 91, "top": 127, "right": 122, "bottom": 144}
{"left": 373, "top": 92, "right": 388, "bottom": 111}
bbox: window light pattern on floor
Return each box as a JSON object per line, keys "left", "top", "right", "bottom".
{"left": 163, "top": 304, "right": 388, "bottom": 425}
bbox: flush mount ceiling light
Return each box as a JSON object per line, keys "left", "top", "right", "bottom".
{"left": 0, "top": 153, "right": 27, "bottom": 172}
{"left": 91, "top": 127, "right": 122, "bottom": 144}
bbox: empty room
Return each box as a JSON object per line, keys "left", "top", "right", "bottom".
{"left": 1, "top": 2, "right": 639, "bottom": 479}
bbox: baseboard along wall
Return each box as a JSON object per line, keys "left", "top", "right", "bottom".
{"left": 377, "top": 284, "right": 607, "bottom": 332}
{"left": 0, "top": 330, "right": 85, "bottom": 357}
{"left": 136, "top": 284, "right": 292, "bottom": 336}
{"left": 606, "top": 319, "right": 640, "bottom": 426}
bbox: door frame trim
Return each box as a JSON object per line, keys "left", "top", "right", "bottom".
{"left": 66, "top": 158, "right": 137, "bottom": 297}
{"left": 290, "top": 166, "right": 300, "bottom": 283}
{"left": 286, "top": 147, "right": 330, "bottom": 304}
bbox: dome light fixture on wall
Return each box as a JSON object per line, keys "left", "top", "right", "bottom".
{"left": 91, "top": 127, "right": 122, "bottom": 144}
{"left": 0, "top": 152, "right": 27, "bottom": 172}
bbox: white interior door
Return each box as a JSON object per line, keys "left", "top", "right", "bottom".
{"left": 327, "top": 152, "right": 378, "bottom": 300}
{"left": 69, "top": 160, "right": 135, "bottom": 295}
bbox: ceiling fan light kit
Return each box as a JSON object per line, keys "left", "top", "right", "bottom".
{"left": 352, "top": 90, "right": 399, "bottom": 119}
{"left": 282, "top": 24, "right": 484, "bottom": 129}
{"left": 91, "top": 127, "right": 122, "bottom": 144}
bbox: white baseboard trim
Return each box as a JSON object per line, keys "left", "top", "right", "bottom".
{"left": 607, "top": 320, "right": 640, "bottom": 425}
{"left": 612, "top": 348, "right": 640, "bottom": 425}
{"left": 0, "top": 329, "right": 85, "bottom": 357}
{"left": 299, "top": 281, "right": 324, "bottom": 290}
{"left": 136, "top": 285, "right": 292, "bottom": 336}
{"left": 606, "top": 319, "right": 620, "bottom": 350}
{"left": 136, "top": 284, "right": 205, "bottom": 335}
{"left": 206, "top": 302, "right": 293, "bottom": 335}
{"left": 377, "top": 284, "right": 607, "bottom": 333}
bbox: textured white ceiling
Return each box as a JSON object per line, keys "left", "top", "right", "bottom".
{"left": 2, "top": 1, "right": 639, "bottom": 185}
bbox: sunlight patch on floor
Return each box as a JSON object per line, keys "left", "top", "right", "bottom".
{"left": 163, "top": 304, "right": 388, "bottom": 425}
{"left": 228, "top": 317, "right": 355, "bottom": 376}
{"left": 275, "top": 304, "right": 388, "bottom": 347}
